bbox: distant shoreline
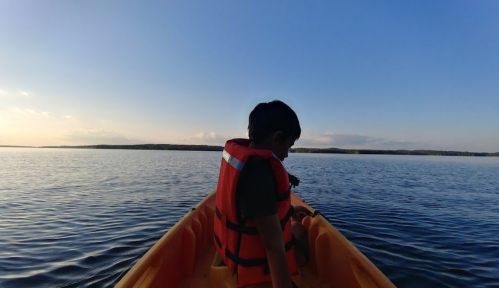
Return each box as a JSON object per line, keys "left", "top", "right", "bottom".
{"left": 2, "top": 144, "right": 498, "bottom": 157}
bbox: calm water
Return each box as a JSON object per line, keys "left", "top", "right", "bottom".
{"left": 1, "top": 148, "right": 498, "bottom": 288}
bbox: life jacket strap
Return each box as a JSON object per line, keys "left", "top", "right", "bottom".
{"left": 275, "top": 186, "right": 291, "bottom": 202}
{"left": 214, "top": 232, "right": 294, "bottom": 267}
{"left": 215, "top": 206, "right": 294, "bottom": 234}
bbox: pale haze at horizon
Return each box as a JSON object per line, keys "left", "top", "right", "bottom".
{"left": 1, "top": 1, "right": 498, "bottom": 152}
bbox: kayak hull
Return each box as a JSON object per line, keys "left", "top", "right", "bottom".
{"left": 115, "top": 191, "right": 396, "bottom": 288}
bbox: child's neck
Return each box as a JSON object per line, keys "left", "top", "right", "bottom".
{"left": 249, "top": 140, "right": 272, "bottom": 150}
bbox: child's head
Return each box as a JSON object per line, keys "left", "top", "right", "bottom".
{"left": 248, "top": 100, "right": 301, "bottom": 160}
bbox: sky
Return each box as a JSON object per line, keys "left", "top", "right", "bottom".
{"left": 1, "top": 0, "right": 498, "bottom": 152}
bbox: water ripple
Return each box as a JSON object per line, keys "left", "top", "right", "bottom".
{"left": 1, "top": 149, "right": 499, "bottom": 287}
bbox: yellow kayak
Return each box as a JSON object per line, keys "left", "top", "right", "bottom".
{"left": 115, "top": 191, "right": 396, "bottom": 288}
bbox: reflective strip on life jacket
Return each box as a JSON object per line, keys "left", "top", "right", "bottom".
{"left": 223, "top": 149, "right": 245, "bottom": 171}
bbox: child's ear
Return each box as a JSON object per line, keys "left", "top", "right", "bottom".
{"left": 272, "top": 131, "right": 285, "bottom": 144}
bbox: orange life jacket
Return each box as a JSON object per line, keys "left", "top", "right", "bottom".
{"left": 213, "top": 138, "right": 298, "bottom": 288}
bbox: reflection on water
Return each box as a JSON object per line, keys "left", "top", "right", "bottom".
{"left": 1, "top": 148, "right": 498, "bottom": 288}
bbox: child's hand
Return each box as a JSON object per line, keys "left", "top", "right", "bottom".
{"left": 288, "top": 173, "right": 300, "bottom": 188}
{"left": 292, "top": 205, "right": 312, "bottom": 222}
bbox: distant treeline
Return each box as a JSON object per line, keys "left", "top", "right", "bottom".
{"left": 43, "top": 144, "right": 224, "bottom": 151}
{"left": 290, "top": 147, "right": 499, "bottom": 157}
{"left": 38, "top": 144, "right": 499, "bottom": 156}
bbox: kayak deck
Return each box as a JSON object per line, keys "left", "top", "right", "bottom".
{"left": 115, "top": 191, "right": 395, "bottom": 288}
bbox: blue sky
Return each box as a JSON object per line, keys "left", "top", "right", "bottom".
{"left": 1, "top": 0, "right": 498, "bottom": 152}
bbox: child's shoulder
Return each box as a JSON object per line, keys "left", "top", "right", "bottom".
{"left": 244, "top": 155, "right": 273, "bottom": 171}
{"left": 241, "top": 155, "right": 275, "bottom": 181}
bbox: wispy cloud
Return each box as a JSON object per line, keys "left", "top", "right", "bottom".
{"left": 184, "top": 131, "right": 233, "bottom": 145}
{"left": 298, "top": 132, "right": 424, "bottom": 150}
{"left": 61, "top": 128, "right": 139, "bottom": 145}
{"left": 64, "top": 115, "right": 77, "bottom": 120}
{"left": 0, "top": 90, "right": 35, "bottom": 97}
{"left": 18, "top": 91, "right": 32, "bottom": 97}
{"left": 195, "top": 132, "right": 218, "bottom": 140}
{"left": 183, "top": 131, "right": 424, "bottom": 150}
{"left": 11, "top": 108, "right": 54, "bottom": 117}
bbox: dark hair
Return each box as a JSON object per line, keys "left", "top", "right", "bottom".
{"left": 248, "top": 100, "right": 301, "bottom": 144}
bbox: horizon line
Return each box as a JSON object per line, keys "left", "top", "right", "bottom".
{"left": 1, "top": 143, "right": 497, "bottom": 154}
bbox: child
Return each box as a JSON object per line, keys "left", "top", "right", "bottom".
{"left": 214, "top": 100, "right": 310, "bottom": 288}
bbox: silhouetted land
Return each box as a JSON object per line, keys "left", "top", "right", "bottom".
{"left": 291, "top": 147, "right": 499, "bottom": 157}
{"left": 35, "top": 144, "right": 499, "bottom": 157}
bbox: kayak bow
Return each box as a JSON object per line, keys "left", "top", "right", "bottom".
{"left": 115, "top": 191, "right": 396, "bottom": 288}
